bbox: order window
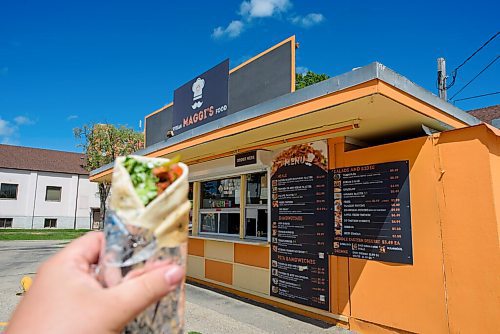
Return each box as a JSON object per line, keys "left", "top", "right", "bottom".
{"left": 200, "top": 177, "right": 240, "bottom": 235}
{"left": 245, "top": 172, "right": 268, "bottom": 239}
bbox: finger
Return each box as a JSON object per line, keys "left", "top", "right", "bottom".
{"left": 60, "top": 232, "right": 104, "bottom": 265}
{"left": 106, "top": 264, "right": 184, "bottom": 322}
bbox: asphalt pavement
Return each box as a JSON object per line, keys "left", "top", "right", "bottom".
{"left": 0, "top": 240, "right": 353, "bottom": 334}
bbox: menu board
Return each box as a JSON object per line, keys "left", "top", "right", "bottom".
{"left": 270, "top": 141, "right": 330, "bottom": 311}
{"left": 332, "top": 161, "right": 412, "bottom": 264}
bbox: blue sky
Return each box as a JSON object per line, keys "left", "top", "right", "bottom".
{"left": 1, "top": 0, "right": 498, "bottom": 152}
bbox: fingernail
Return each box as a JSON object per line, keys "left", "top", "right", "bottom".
{"left": 164, "top": 266, "right": 184, "bottom": 286}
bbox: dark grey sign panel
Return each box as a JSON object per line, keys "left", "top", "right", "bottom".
{"left": 172, "top": 60, "right": 229, "bottom": 135}
{"left": 332, "top": 161, "right": 413, "bottom": 264}
{"left": 145, "top": 105, "right": 172, "bottom": 147}
{"left": 229, "top": 41, "right": 292, "bottom": 115}
{"left": 235, "top": 151, "right": 257, "bottom": 167}
{"left": 145, "top": 40, "right": 293, "bottom": 147}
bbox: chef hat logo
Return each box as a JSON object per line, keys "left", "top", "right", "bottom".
{"left": 192, "top": 78, "right": 205, "bottom": 101}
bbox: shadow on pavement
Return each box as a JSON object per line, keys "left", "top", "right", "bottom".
{"left": 187, "top": 280, "right": 336, "bottom": 330}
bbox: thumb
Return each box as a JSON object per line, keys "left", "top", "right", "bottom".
{"left": 106, "top": 264, "right": 185, "bottom": 323}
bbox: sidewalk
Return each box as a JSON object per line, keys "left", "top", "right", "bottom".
{"left": 185, "top": 283, "right": 353, "bottom": 334}
{"left": 0, "top": 240, "right": 354, "bottom": 334}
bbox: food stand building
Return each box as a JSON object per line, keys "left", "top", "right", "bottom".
{"left": 91, "top": 37, "right": 500, "bottom": 334}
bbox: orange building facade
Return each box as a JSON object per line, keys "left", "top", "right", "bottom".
{"left": 91, "top": 38, "right": 500, "bottom": 333}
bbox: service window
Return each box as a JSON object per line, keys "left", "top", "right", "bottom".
{"left": 0, "top": 183, "right": 18, "bottom": 199}
{"left": 245, "top": 172, "right": 268, "bottom": 239}
{"left": 45, "top": 186, "right": 62, "bottom": 202}
{"left": 200, "top": 177, "right": 240, "bottom": 235}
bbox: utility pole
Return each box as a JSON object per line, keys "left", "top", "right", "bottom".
{"left": 437, "top": 57, "right": 447, "bottom": 101}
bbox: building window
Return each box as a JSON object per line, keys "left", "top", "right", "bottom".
{"left": 200, "top": 177, "right": 240, "bottom": 235}
{"left": 44, "top": 218, "right": 57, "bottom": 228}
{"left": 45, "top": 186, "right": 62, "bottom": 202}
{"left": 0, "top": 183, "right": 18, "bottom": 199}
{"left": 245, "top": 172, "right": 268, "bottom": 239}
{"left": 0, "top": 218, "right": 13, "bottom": 228}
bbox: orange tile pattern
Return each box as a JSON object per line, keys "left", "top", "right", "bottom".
{"left": 205, "top": 259, "right": 233, "bottom": 285}
{"left": 234, "top": 244, "right": 270, "bottom": 269}
{"left": 187, "top": 238, "right": 204, "bottom": 257}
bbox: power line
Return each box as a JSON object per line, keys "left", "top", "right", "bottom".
{"left": 455, "top": 91, "right": 500, "bottom": 102}
{"left": 450, "top": 55, "right": 500, "bottom": 100}
{"left": 446, "top": 31, "right": 499, "bottom": 89}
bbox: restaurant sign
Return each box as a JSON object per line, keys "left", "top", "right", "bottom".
{"left": 332, "top": 161, "right": 413, "bottom": 264}
{"left": 172, "top": 59, "right": 229, "bottom": 135}
{"left": 270, "top": 141, "right": 331, "bottom": 311}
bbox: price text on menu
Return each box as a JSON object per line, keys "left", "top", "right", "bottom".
{"left": 332, "top": 161, "right": 413, "bottom": 264}
{"left": 270, "top": 148, "right": 330, "bottom": 310}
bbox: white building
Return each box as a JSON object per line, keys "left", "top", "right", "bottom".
{"left": 0, "top": 144, "right": 100, "bottom": 229}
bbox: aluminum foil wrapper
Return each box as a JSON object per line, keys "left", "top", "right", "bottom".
{"left": 96, "top": 156, "right": 190, "bottom": 334}
{"left": 97, "top": 211, "right": 186, "bottom": 334}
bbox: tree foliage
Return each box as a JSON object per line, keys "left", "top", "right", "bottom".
{"left": 74, "top": 124, "right": 144, "bottom": 227}
{"left": 295, "top": 70, "right": 330, "bottom": 90}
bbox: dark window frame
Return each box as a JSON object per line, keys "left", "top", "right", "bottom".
{"left": 244, "top": 172, "right": 269, "bottom": 239}
{"left": 45, "top": 186, "right": 62, "bottom": 202}
{"left": 44, "top": 218, "right": 57, "bottom": 228}
{"left": 0, "top": 218, "right": 13, "bottom": 228}
{"left": 0, "top": 183, "right": 18, "bottom": 200}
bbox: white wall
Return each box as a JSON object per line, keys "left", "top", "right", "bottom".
{"left": 0, "top": 168, "right": 99, "bottom": 229}
{"left": 0, "top": 168, "right": 37, "bottom": 228}
{"left": 76, "top": 176, "right": 100, "bottom": 229}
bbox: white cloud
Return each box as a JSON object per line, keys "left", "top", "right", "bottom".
{"left": 239, "top": 0, "right": 291, "bottom": 18}
{"left": 296, "top": 66, "right": 309, "bottom": 75}
{"left": 212, "top": 1, "right": 322, "bottom": 40}
{"left": 67, "top": 115, "right": 78, "bottom": 121}
{"left": 212, "top": 20, "right": 244, "bottom": 39}
{"left": 0, "top": 118, "right": 15, "bottom": 137}
{"left": 291, "top": 13, "right": 325, "bottom": 28}
{"left": 14, "top": 116, "right": 35, "bottom": 125}
{"left": 0, "top": 116, "right": 35, "bottom": 144}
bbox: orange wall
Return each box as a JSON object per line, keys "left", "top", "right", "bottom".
{"left": 329, "top": 136, "right": 449, "bottom": 334}
{"left": 432, "top": 125, "right": 500, "bottom": 334}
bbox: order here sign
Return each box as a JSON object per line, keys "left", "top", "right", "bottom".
{"left": 172, "top": 59, "right": 229, "bottom": 135}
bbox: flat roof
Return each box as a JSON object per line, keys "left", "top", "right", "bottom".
{"left": 91, "top": 62, "right": 480, "bottom": 178}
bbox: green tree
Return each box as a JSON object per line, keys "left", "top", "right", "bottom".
{"left": 74, "top": 124, "right": 144, "bottom": 228}
{"left": 295, "top": 70, "right": 330, "bottom": 90}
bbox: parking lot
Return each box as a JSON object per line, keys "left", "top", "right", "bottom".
{"left": 0, "top": 240, "right": 352, "bottom": 334}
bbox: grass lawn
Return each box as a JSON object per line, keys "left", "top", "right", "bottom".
{"left": 0, "top": 229, "right": 91, "bottom": 240}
